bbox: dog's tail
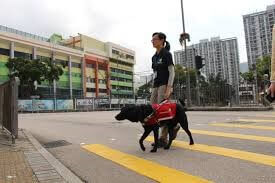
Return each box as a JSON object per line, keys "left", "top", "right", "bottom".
{"left": 178, "top": 98, "right": 188, "bottom": 111}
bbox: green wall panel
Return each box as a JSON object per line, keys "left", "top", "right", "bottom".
{"left": 0, "top": 55, "right": 9, "bottom": 62}
{"left": 0, "top": 67, "right": 9, "bottom": 75}
{"left": 0, "top": 75, "right": 9, "bottom": 84}
{"left": 111, "top": 72, "right": 133, "bottom": 79}
{"left": 111, "top": 90, "right": 133, "bottom": 95}
{"left": 111, "top": 81, "right": 133, "bottom": 87}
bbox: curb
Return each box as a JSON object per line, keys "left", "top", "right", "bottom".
{"left": 23, "top": 129, "right": 83, "bottom": 183}
{"left": 187, "top": 106, "right": 273, "bottom": 111}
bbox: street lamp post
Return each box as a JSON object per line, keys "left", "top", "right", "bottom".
{"left": 180, "top": 0, "right": 191, "bottom": 106}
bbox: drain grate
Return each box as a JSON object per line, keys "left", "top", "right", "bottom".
{"left": 43, "top": 140, "right": 72, "bottom": 148}
{"left": 226, "top": 121, "right": 255, "bottom": 124}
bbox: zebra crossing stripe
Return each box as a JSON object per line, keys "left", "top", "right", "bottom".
{"left": 211, "top": 123, "right": 275, "bottom": 131}
{"left": 189, "top": 129, "right": 275, "bottom": 143}
{"left": 238, "top": 119, "right": 275, "bottom": 123}
{"left": 82, "top": 144, "right": 212, "bottom": 183}
{"left": 146, "top": 137, "right": 275, "bottom": 167}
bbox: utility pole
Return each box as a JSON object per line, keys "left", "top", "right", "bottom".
{"left": 180, "top": 0, "right": 191, "bottom": 106}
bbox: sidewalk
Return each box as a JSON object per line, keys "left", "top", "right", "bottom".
{"left": 0, "top": 129, "right": 82, "bottom": 183}
{"left": 0, "top": 129, "right": 38, "bottom": 183}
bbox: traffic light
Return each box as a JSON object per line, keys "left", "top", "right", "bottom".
{"left": 195, "top": 55, "right": 204, "bottom": 70}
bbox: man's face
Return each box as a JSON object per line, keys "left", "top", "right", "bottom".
{"left": 151, "top": 35, "right": 162, "bottom": 48}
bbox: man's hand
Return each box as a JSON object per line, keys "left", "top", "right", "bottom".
{"left": 164, "top": 86, "right": 173, "bottom": 99}
{"left": 268, "top": 82, "right": 275, "bottom": 97}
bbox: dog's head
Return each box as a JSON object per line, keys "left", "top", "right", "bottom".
{"left": 115, "top": 106, "right": 140, "bottom": 122}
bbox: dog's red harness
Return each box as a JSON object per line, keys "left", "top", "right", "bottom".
{"left": 144, "top": 100, "right": 177, "bottom": 126}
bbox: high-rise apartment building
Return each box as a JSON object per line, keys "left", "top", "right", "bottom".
{"left": 174, "top": 37, "right": 240, "bottom": 87}
{"left": 243, "top": 4, "right": 275, "bottom": 68}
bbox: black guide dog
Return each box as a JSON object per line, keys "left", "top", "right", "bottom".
{"left": 115, "top": 99, "right": 194, "bottom": 153}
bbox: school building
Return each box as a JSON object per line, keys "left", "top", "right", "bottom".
{"left": 0, "top": 25, "right": 135, "bottom": 99}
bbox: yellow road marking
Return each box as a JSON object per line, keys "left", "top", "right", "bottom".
{"left": 188, "top": 129, "right": 275, "bottom": 143}
{"left": 146, "top": 137, "right": 275, "bottom": 167}
{"left": 82, "top": 144, "right": 212, "bottom": 183}
{"left": 211, "top": 123, "right": 275, "bottom": 131}
{"left": 254, "top": 115, "right": 275, "bottom": 118}
{"left": 238, "top": 119, "right": 275, "bottom": 123}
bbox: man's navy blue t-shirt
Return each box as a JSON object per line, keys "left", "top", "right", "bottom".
{"left": 152, "top": 48, "right": 174, "bottom": 88}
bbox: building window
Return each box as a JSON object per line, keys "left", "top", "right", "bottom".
{"left": 98, "top": 79, "right": 106, "bottom": 84}
{"left": 99, "top": 89, "right": 107, "bottom": 93}
{"left": 55, "top": 59, "right": 68, "bottom": 67}
{"left": 37, "top": 55, "right": 51, "bottom": 60}
{"left": 86, "top": 77, "right": 95, "bottom": 83}
{"left": 71, "top": 62, "right": 81, "bottom": 68}
{"left": 98, "top": 65, "right": 106, "bottom": 70}
{"left": 112, "top": 49, "right": 119, "bottom": 55}
{"left": 111, "top": 68, "right": 132, "bottom": 75}
{"left": 86, "top": 63, "right": 94, "bottom": 68}
{"left": 86, "top": 88, "right": 96, "bottom": 92}
{"left": 126, "top": 54, "right": 134, "bottom": 60}
{"left": 14, "top": 51, "right": 32, "bottom": 60}
{"left": 0, "top": 48, "right": 9, "bottom": 56}
{"left": 111, "top": 59, "right": 133, "bottom": 67}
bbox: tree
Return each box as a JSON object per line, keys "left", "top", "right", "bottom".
{"left": 199, "top": 73, "right": 231, "bottom": 106}
{"left": 243, "top": 56, "right": 272, "bottom": 92}
{"left": 174, "top": 64, "right": 196, "bottom": 87}
{"left": 256, "top": 56, "right": 271, "bottom": 81}
{"left": 240, "top": 71, "right": 254, "bottom": 83}
{"left": 6, "top": 57, "right": 64, "bottom": 98}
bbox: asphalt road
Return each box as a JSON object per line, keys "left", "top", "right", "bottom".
{"left": 19, "top": 110, "right": 275, "bottom": 183}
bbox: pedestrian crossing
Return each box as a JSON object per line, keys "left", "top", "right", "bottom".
{"left": 145, "top": 137, "right": 275, "bottom": 167}
{"left": 82, "top": 116, "right": 275, "bottom": 183}
{"left": 83, "top": 144, "right": 212, "bottom": 183}
{"left": 189, "top": 129, "right": 275, "bottom": 143}
{"left": 211, "top": 123, "right": 275, "bottom": 130}
{"left": 238, "top": 119, "right": 275, "bottom": 123}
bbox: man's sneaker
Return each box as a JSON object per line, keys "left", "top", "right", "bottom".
{"left": 171, "top": 125, "right": 180, "bottom": 140}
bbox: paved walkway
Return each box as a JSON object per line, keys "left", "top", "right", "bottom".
{"left": 0, "top": 128, "right": 82, "bottom": 183}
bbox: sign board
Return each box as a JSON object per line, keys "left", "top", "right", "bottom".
{"left": 76, "top": 99, "right": 94, "bottom": 106}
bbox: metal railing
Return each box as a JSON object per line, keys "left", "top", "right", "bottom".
{"left": 0, "top": 25, "right": 83, "bottom": 51}
{"left": 0, "top": 77, "right": 19, "bottom": 144}
{"left": 172, "top": 81, "right": 271, "bottom": 107}
{"left": 0, "top": 25, "right": 49, "bottom": 42}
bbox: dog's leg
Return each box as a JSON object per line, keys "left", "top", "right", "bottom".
{"left": 164, "top": 126, "right": 174, "bottom": 150}
{"left": 178, "top": 112, "right": 195, "bottom": 145}
{"left": 150, "top": 126, "right": 159, "bottom": 153}
{"left": 139, "top": 126, "right": 152, "bottom": 151}
{"left": 183, "top": 128, "right": 194, "bottom": 145}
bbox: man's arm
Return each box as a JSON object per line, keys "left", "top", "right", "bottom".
{"left": 167, "top": 65, "right": 175, "bottom": 87}
{"left": 164, "top": 65, "right": 175, "bottom": 99}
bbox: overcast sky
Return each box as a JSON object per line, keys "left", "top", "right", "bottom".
{"left": 1, "top": 0, "right": 274, "bottom": 76}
